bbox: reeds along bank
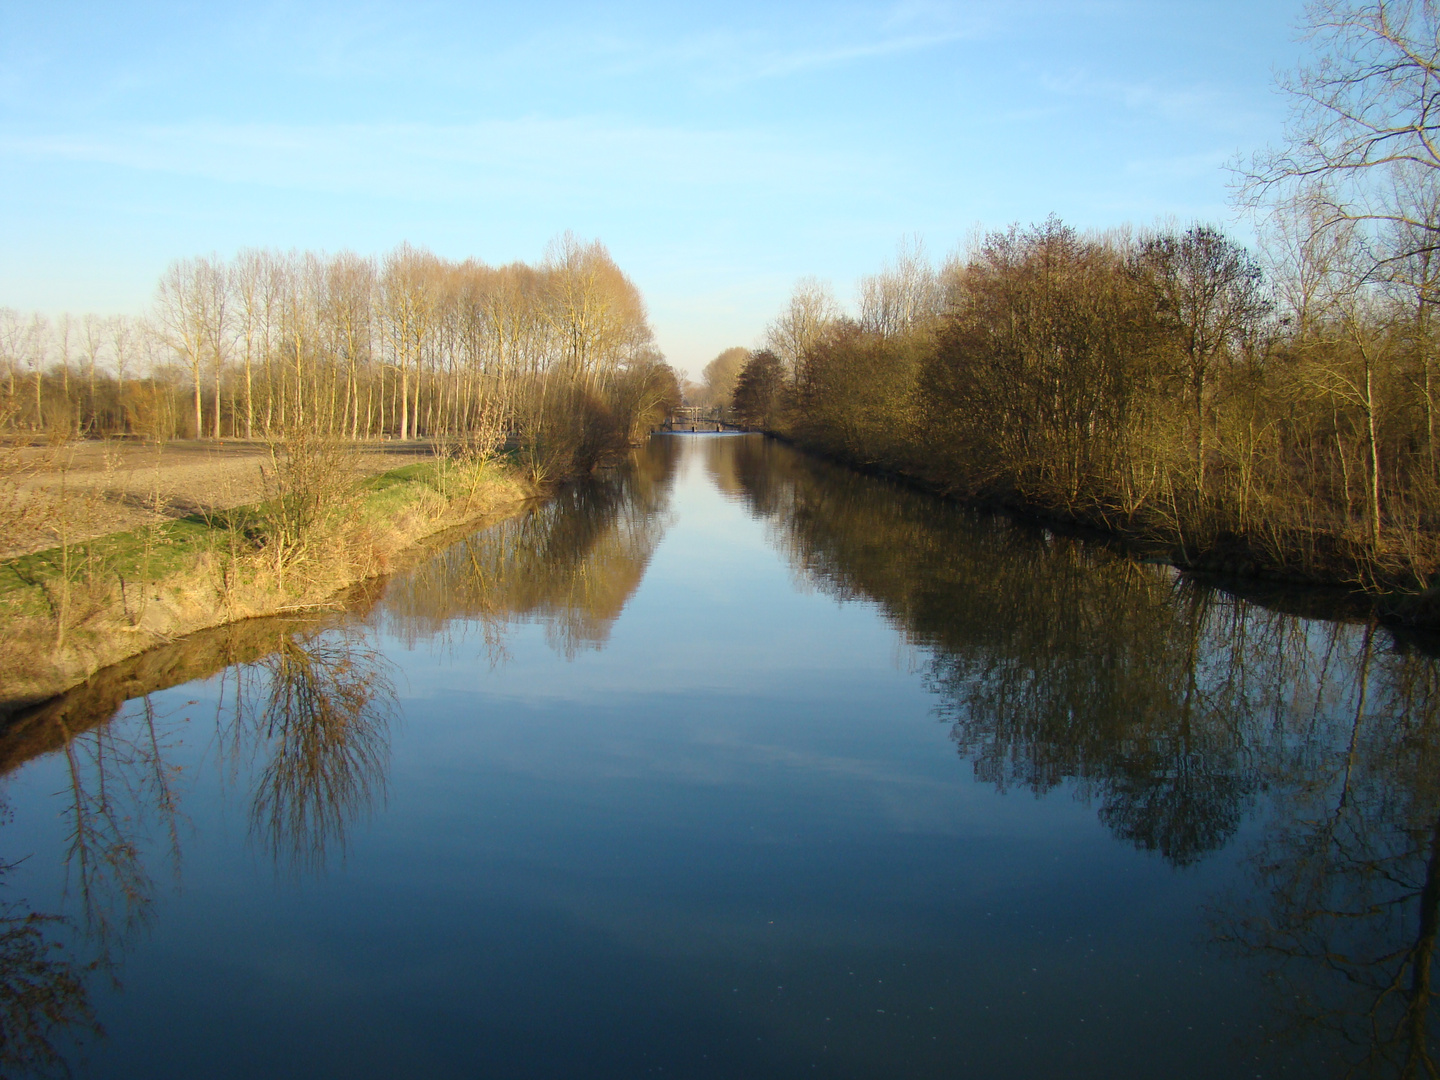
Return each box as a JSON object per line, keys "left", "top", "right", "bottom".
{"left": 735, "top": 219, "right": 1440, "bottom": 597}
{"left": 0, "top": 234, "right": 681, "bottom": 468}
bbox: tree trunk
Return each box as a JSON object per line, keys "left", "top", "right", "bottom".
{"left": 1426, "top": 354, "right": 1436, "bottom": 481}
{"left": 1193, "top": 367, "right": 1206, "bottom": 493}
{"left": 193, "top": 359, "right": 203, "bottom": 441}
{"left": 1365, "top": 360, "right": 1382, "bottom": 548}
{"left": 400, "top": 364, "right": 409, "bottom": 440}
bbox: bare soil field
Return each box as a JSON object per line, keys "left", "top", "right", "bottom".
{"left": 0, "top": 439, "right": 437, "bottom": 560}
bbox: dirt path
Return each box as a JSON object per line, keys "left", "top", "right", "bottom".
{"left": 1, "top": 439, "right": 437, "bottom": 559}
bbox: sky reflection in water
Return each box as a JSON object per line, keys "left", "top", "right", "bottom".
{"left": 0, "top": 433, "right": 1434, "bottom": 1078}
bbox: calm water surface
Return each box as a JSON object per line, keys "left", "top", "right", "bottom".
{"left": 2, "top": 434, "right": 1437, "bottom": 1078}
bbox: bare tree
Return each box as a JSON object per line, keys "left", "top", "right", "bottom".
{"left": 109, "top": 315, "right": 137, "bottom": 434}
{"left": 1244, "top": 1, "right": 1440, "bottom": 264}
{"left": 24, "top": 314, "right": 49, "bottom": 433}
{"left": 0, "top": 309, "right": 21, "bottom": 415}
{"left": 54, "top": 313, "right": 74, "bottom": 437}
{"left": 323, "top": 252, "right": 376, "bottom": 439}
{"left": 1312, "top": 277, "right": 1397, "bottom": 546}
{"left": 1134, "top": 226, "right": 1272, "bottom": 490}
{"left": 765, "top": 277, "right": 839, "bottom": 381}
{"left": 155, "top": 257, "right": 227, "bottom": 439}
{"left": 232, "top": 249, "right": 276, "bottom": 441}
{"left": 858, "top": 235, "right": 942, "bottom": 338}
{"left": 380, "top": 243, "right": 436, "bottom": 441}
{"left": 79, "top": 314, "right": 107, "bottom": 434}
{"left": 543, "top": 232, "right": 649, "bottom": 394}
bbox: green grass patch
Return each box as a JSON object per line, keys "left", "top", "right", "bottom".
{"left": 0, "top": 459, "right": 500, "bottom": 613}
{"left": 362, "top": 461, "right": 444, "bottom": 492}
{"left": 0, "top": 514, "right": 227, "bottom": 615}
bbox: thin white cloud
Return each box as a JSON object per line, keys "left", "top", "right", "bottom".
{"left": 729, "top": 31, "right": 979, "bottom": 81}
{"left": 1123, "top": 148, "right": 1235, "bottom": 181}
{"left": 1, "top": 117, "right": 885, "bottom": 204}
{"left": 232, "top": 1, "right": 435, "bottom": 84}
{"left": 1038, "top": 67, "right": 1271, "bottom": 134}
{"left": 482, "top": 4, "right": 994, "bottom": 92}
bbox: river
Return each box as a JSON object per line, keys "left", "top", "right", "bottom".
{"left": 0, "top": 433, "right": 1435, "bottom": 1078}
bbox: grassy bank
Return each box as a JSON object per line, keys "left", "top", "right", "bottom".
{"left": 0, "top": 447, "right": 538, "bottom": 715}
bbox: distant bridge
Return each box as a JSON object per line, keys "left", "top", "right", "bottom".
{"left": 662, "top": 407, "right": 746, "bottom": 433}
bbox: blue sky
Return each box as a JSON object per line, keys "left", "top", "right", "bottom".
{"left": 1, "top": 1, "right": 1305, "bottom": 377}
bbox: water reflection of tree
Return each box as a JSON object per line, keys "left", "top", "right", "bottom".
{"left": 28, "top": 622, "right": 396, "bottom": 958}
{"left": 0, "top": 869, "right": 102, "bottom": 1078}
{"left": 698, "top": 433, "right": 747, "bottom": 501}
{"left": 1211, "top": 630, "right": 1440, "bottom": 1077}
{"left": 724, "top": 435, "right": 1371, "bottom": 865}
{"left": 383, "top": 437, "right": 679, "bottom": 658}
{"left": 241, "top": 631, "right": 396, "bottom": 875}
{"left": 54, "top": 692, "right": 181, "bottom": 959}
{"left": 0, "top": 614, "right": 398, "bottom": 1073}
{"left": 726, "top": 433, "right": 1440, "bottom": 1068}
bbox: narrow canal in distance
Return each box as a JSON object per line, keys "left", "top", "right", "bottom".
{"left": 2, "top": 432, "right": 1434, "bottom": 1078}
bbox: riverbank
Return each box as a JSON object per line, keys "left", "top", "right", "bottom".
{"left": 0, "top": 450, "right": 540, "bottom": 717}
{"left": 751, "top": 428, "right": 1440, "bottom": 630}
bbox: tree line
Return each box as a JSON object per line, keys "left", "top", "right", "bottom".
{"left": 727, "top": 3, "right": 1440, "bottom": 602}
{"left": 0, "top": 232, "right": 680, "bottom": 472}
